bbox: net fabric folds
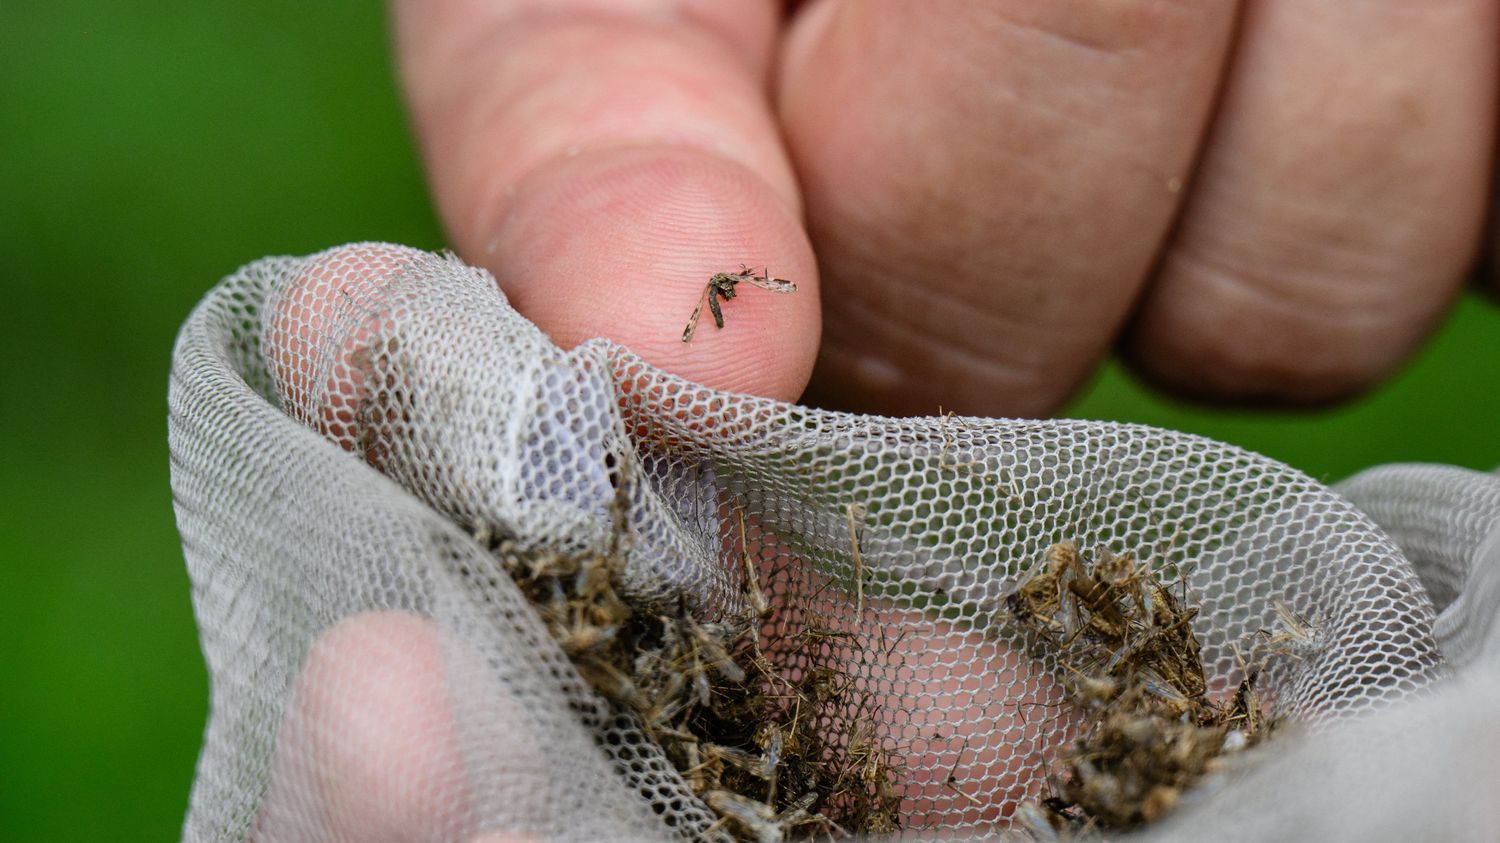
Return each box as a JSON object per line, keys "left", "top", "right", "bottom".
{"left": 169, "top": 244, "right": 1495, "bottom": 842}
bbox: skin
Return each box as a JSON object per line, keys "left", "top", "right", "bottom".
{"left": 253, "top": 1, "right": 1500, "bottom": 835}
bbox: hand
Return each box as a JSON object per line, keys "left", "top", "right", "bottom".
{"left": 392, "top": 0, "right": 1497, "bottom": 417}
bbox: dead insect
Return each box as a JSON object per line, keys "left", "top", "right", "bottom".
{"left": 682, "top": 266, "right": 797, "bottom": 342}
{"left": 705, "top": 789, "right": 824, "bottom": 843}
{"left": 1003, "top": 542, "right": 1070, "bottom": 628}
{"left": 936, "top": 406, "right": 984, "bottom": 472}
{"left": 1014, "top": 800, "right": 1062, "bottom": 842}
{"left": 1133, "top": 666, "right": 1194, "bottom": 719}
{"left": 942, "top": 739, "right": 983, "bottom": 807}
{"left": 1059, "top": 661, "right": 1121, "bottom": 710}
{"left": 688, "top": 619, "right": 749, "bottom": 683}
{"left": 701, "top": 742, "right": 778, "bottom": 782}
{"left": 1223, "top": 644, "right": 1266, "bottom": 744}
{"left": 1005, "top": 541, "right": 1246, "bottom": 833}
{"left": 1256, "top": 599, "right": 1323, "bottom": 660}
{"left": 846, "top": 503, "right": 866, "bottom": 617}
{"left": 1095, "top": 548, "right": 1155, "bottom": 629}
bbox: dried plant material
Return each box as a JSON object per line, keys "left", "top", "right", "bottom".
{"left": 935, "top": 406, "right": 983, "bottom": 472}
{"left": 846, "top": 504, "right": 865, "bottom": 617}
{"left": 682, "top": 266, "right": 798, "bottom": 342}
{"left": 1006, "top": 542, "right": 1269, "bottom": 837}
{"left": 481, "top": 497, "right": 899, "bottom": 841}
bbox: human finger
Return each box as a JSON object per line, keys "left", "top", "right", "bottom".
{"left": 263, "top": 242, "right": 435, "bottom": 463}
{"left": 393, "top": 0, "right": 818, "bottom": 401}
{"left": 254, "top": 611, "right": 651, "bottom": 843}
{"left": 777, "top": 0, "right": 1238, "bottom": 416}
{"left": 871, "top": 611, "right": 1066, "bottom": 827}
{"left": 253, "top": 612, "right": 478, "bottom": 842}
{"left": 1126, "top": 0, "right": 1499, "bottom": 403}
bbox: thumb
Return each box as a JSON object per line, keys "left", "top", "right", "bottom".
{"left": 393, "top": 0, "right": 819, "bottom": 402}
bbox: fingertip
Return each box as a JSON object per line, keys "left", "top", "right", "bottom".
{"left": 481, "top": 146, "right": 820, "bottom": 402}
{"left": 264, "top": 243, "right": 432, "bottom": 447}
{"left": 396, "top": 3, "right": 815, "bottom": 402}
{"left": 258, "top": 611, "right": 471, "bottom": 842}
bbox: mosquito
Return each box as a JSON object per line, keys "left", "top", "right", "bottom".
{"left": 1256, "top": 598, "right": 1322, "bottom": 660}
{"left": 682, "top": 265, "right": 797, "bottom": 342}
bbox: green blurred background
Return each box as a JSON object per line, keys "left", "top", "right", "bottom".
{"left": 3, "top": 3, "right": 1497, "bottom": 840}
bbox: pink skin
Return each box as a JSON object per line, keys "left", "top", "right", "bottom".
{"left": 254, "top": 613, "right": 476, "bottom": 843}
{"left": 262, "top": 245, "right": 422, "bottom": 455}
{"left": 793, "top": 605, "right": 1072, "bottom": 825}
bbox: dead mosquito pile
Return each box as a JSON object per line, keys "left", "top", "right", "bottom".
{"left": 1006, "top": 542, "right": 1268, "bottom": 837}
{"left": 476, "top": 505, "right": 900, "bottom": 841}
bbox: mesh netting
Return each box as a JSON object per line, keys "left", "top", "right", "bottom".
{"left": 169, "top": 244, "right": 1498, "bottom": 842}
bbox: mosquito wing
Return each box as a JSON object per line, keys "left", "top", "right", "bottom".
{"left": 682, "top": 287, "right": 709, "bottom": 342}
{"left": 743, "top": 274, "right": 797, "bottom": 294}
{"left": 1271, "top": 599, "right": 1312, "bottom": 641}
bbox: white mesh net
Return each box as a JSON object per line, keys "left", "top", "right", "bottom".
{"left": 170, "top": 244, "right": 1500, "bottom": 842}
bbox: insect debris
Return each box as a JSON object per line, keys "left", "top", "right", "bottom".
{"left": 1005, "top": 541, "right": 1271, "bottom": 837}
{"left": 481, "top": 499, "right": 899, "bottom": 841}
{"left": 1253, "top": 598, "right": 1323, "bottom": 661}
{"left": 682, "top": 266, "right": 798, "bottom": 342}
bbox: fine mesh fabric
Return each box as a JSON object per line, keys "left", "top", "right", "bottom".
{"left": 169, "top": 244, "right": 1499, "bottom": 842}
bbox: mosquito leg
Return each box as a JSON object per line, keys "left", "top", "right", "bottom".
{"left": 682, "top": 292, "right": 707, "bottom": 342}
